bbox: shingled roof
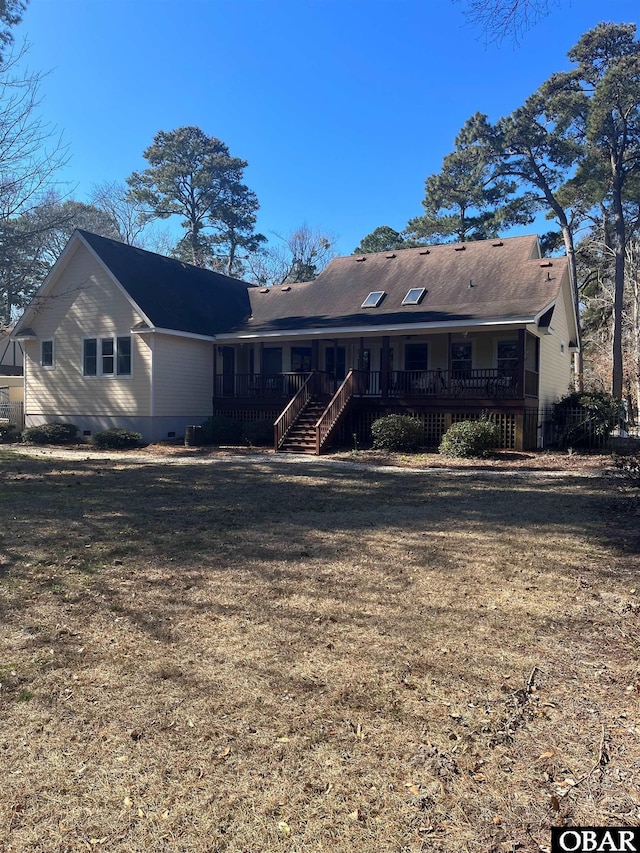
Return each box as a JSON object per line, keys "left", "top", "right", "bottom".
{"left": 222, "top": 235, "right": 567, "bottom": 337}
{"left": 78, "top": 230, "right": 252, "bottom": 337}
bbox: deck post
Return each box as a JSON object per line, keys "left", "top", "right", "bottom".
{"left": 212, "top": 344, "right": 218, "bottom": 404}
{"left": 515, "top": 412, "right": 524, "bottom": 451}
{"left": 381, "top": 336, "right": 390, "bottom": 399}
{"left": 518, "top": 329, "right": 526, "bottom": 396}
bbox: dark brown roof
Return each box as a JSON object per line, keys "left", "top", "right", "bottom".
{"left": 78, "top": 230, "right": 252, "bottom": 337}
{"left": 225, "top": 235, "right": 566, "bottom": 336}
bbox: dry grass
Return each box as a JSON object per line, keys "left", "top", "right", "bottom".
{"left": 0, "top": 447, "right": 638, "bottom": 852}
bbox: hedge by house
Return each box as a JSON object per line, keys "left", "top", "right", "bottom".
{"left": 371, "top": 414, "right": 423, "bottom": 452}
{"left": 22, "top": 422, "right": 79, "bottom": 445}
{"left": 92, "top": 428, "right": 142, "bottom": 449}
{"left": 0, "top": 423, "right": 20, "bottom": 443}
{"left": 438, "top": 417, "right": 500, "bottom": 458}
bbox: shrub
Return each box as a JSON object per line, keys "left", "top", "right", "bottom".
{"left": 371, "top": 414, "right": 423, "bottom": 452}
{"left": 552, "top": 391, "right": 621, "bottom": 448}
{"left": 200, "top": 415, "right": 242, "bottom": 446}
{"left": 22, "top": 422, "right": 78, "bottom": 445}
{"left": 92, "top": 428, "right": 142, "bottom": 449}
{"left": 242, "top": 419, "right": 274, "bottom": 447}
{"left": 439, "top": 417, "right": 500, "bottom": 458}
{"left": 0, "top": 422, "right": 20, "bottom": 443}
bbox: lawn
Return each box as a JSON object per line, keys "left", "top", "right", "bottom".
{"left": 0, "top": 447, "right": 638, "bottom": 852}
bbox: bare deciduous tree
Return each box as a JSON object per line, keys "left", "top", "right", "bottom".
{"left": 245, "top": 224, "right": 337, "bottom": 287}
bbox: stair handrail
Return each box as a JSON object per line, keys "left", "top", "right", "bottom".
{"left": 274, "top": 371, "right": 317, "bottom": 450}
{"left": 315, "top": 369, "right": 360, "bottom": 454}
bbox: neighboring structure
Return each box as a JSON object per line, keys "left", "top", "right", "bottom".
{"left": 12, "top": 230, "right": 579, "bottom": 451}
{"left": 0, "top": 327, "right": 24, "bottom": 427}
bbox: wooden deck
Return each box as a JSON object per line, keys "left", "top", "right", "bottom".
{"left": 215, "top": 369, "right": 538, "bottom": 405}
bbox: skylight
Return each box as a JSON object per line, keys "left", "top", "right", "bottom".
{"left": 402, "top": 287, "right": 427, "bottom": 306}
{"left": 361, "top": 291, "right": 386, "bottom": 308}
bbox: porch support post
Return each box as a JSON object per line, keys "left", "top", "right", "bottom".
{"left": 358, "top": 337, "right": 364, "bottom": 371}
{"left": 381, "top": 336, "right": 390, "bottom": 399}
{"left": 311, "top": 339, "right": 319, "bottom": 371}
{"left": 259, "top": 342, "right": 265, "bottom": 396}
{"left": 212, "top": 344, "right": 218, "bottom": 406}
{"left": 447, "top": 332, "right": 452, "bottom": 393}
{"left": 517, "top": 328, "right": 526, "bottom": 397}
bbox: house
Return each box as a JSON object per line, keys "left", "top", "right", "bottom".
{"left": 0, "top": 327, "right": 24, "bottom": 426}
{"left": 11, "top": 229, "right": 579, "bottom": 451}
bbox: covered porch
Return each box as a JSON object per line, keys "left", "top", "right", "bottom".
{"left": 213, "top": 328, "right": 540, "bottom": 405}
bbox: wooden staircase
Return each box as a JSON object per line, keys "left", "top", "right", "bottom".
{"left": 278, "top": 395, "right": 331, "bottom": 454}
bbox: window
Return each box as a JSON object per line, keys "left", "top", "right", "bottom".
{"left": 41, "top": 339, "right": 54, "bottom": 368}
{"left": 325, "top": 346, "right": 346, "bottom": 381}
{"left": 361, "top": 291, "right": 385, "bottom": 308}
{"left": 117, "top": 337, "right": 131, "bottom": 375}
{"left": 402, "top": 287, "right": 427, "bottom": 306}
{"left": 102, "top": 338, "right": 114, "bottom": 374}
{"left": 497, "top": 341, "right": 518, "bottom": 373}
{"left": 84, "top": 336, "right": 131, "bottom": 377}
{"left": 84, "top": 338, "right": 97, "bottom": 376}
{"left": 451, "top": 342, "right": 472, "bottom": 375}
{"left": 405, "top": 343, "right": 428, "bottom": 371}
{"left": 291, "top": 346, "right": 312, "bottom": 373}
{"left": 262, "top": 347, "right": 282, "bottom": 375}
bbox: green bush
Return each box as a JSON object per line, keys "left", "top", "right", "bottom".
{"left": 242, "top": 419, "right": 274, "bottom": 447}
{"left": 552, "top": 391, "right": 621, "bottom": 448}
{"left": 22, "top": 422, "right": 79, "bottom": 445}
{"left": 0, "top": 422, "right": 20, "bottom": 443}
{"left": 371, "top": 414, "right": 423, "bottom": 451}
{"left": 439, "top": 417, "right": 500, "bottom": 458}
{"left": 92, "top": 428, "right": 142, "bottom": 449}
{"left": 200, "top": 415, "right": 243, "bottom": 446}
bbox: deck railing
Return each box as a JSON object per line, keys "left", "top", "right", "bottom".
{"left": 0, "top": 401, "right": 24, "bottom": 428}
{"left": 273, "top": 373, "right": 316, "bottom": 450}
{"left": 360, "top": 369, "right": 528, "bottom": 400}
{"left": 218, "top": 368, "right": 537, "bottom": 402}
{"left": 216, "top": 372, "right": 315, "bottom": 399}
{"left": 524, "top": 369, "right": 539, "bottom": 398}
{"left": 315, "top": 369, "right": 362, "bottom": 454}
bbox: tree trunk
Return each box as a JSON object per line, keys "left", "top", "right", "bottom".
{"left": 610, "top": 169, "right": 626, "bottom": 400}
{"left": 559, "top": 222, "right": 583, "bottom": 391}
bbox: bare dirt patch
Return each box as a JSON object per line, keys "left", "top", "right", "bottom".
{"left": 0, "top": 447, "right": 638, "bottom": 852}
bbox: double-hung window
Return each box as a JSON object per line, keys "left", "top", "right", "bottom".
{"left": 451, "top": 342, "right": 472, "bottom": 377}
{"left": 41, "top": 339, "right": 54, "bottom": 368}
{"left": 101, "top": 338, "right": 115, "bottom": 374}
{"left": 497, "top": 341, "right": 519, "bottom": 375}
{"left": 117, "top": 337, "right": 131, "bottom": 375}
{"left": 84, "top": 336, "right": 131, "bottom": 376}
{"left": 84, "top": 339, "right": 98, "bottom": 376}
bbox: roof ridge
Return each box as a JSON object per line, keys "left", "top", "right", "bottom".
{"left": 76, "top": 229, "right": 252, "bottom": 286}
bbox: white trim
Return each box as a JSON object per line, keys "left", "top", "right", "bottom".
{"left": 41, "top": 338, "right": 55, "bottom": 369}
{"left": 533, "top": 300, "right": 557, "bottom": 324}
{"left": 149, "top": 334, "right": 155, "bottom": 418}
{"left": 132, "top": 326, "right": 216, "bottom": 342}
{"left": 214, "top": 316, "right": 536, "bottom": 342}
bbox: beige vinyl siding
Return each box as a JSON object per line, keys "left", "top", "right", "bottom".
{"left": 25, "top": 243, "right": 151, "bottom": 417}
{"left": 0, "top": 376, "right": 24, "bottom": 403}
{"left": 152, "top": 334, "right": 214, "bottom": 417}
{"left": 538, "top": 280, "right": 573, "bottom": 406}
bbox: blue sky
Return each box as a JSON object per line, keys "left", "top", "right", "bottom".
{"left": 13, "top": 0, "right": 640, "bottom": 256}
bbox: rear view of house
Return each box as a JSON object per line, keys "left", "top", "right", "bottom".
{"left": 12, "top": 230, "right": 579, "bottom": 451}
{"left": 12, "top": 230, "right": 251, "bottom": 442}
